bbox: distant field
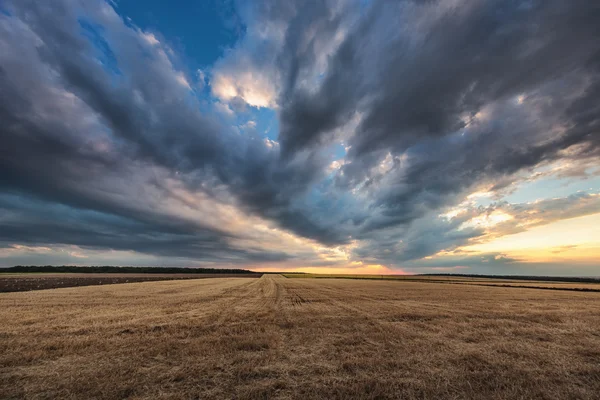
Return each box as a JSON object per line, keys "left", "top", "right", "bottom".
{"left": 455, "top": 281, "right": 600, "bottom": 291}
{"left": 282, "top": 273, "right": 600, "bottom": 291}
{"left": 0, "top": 273, "right": 262, "bottom": 292}
{"left": 1, "top": 275, "right": 599, "bottom": 399}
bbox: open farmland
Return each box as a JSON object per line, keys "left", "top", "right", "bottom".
{"left": 0, "top": 273, "right": 262, "bottom": 293}
{"left": 283, "top": 274, "right": 600, "bottom": 292}
{"left": 1, "top": 275, "right": 600, "bottom": 399}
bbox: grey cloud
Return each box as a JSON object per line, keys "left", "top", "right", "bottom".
{"left": 353, "top": 212, "right": 483, "bottom": 264}
{"left": 407, "top": 251, "right": 598, "bottom": 277}
{"left": 355, "top": 192, "right": 600, "bottom": 267}
{"left": 0, "top": 0, "right": 336, "bottom": 263}
{"left": 326, "top": 1, "right": 599, "bottom": 252}
{"left": 0, "top": 192, "right": 293, "bottom": 265}
{"left": 281, "top": 0, "right": 600, "bottom": 155}
{"left": 258, "top": 0, "right": 600, "bottom": 261}
{"left": 481, "top": 192, "right": 600, "bottom": 236}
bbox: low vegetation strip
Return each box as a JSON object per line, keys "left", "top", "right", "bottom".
{"left": 456, "top": 282, "right": 600, "bottom": 292}
{"left": 1, "top": 276, "right": 599, "bottom": 399}
{"left": 0, "top": 273, "right": 262, "bottom": 293}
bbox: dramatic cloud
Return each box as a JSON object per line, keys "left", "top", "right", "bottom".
{"left": 0, "top": 0, "right": 599, "bottom": 273}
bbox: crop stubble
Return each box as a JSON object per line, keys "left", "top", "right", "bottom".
{"left": 1, "top": 275, "right": 599, "bottom": 399}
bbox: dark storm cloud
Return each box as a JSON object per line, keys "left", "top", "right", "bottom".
{"left": 0, "top": 191, "right": 293, "bottom": 264}
{"left": 273, "top": 0, "right": 600, "bottom": 254}
{"left": 353, "top": 213, "right": 482, "bottom": 264}
{"left": 1, "top": 0, "right": 600, "bottom": 268}
{"left": 0, "top": 0, "right": 339, "bottom": 263}
{"left": 280, "top": 0, "right": 600, "bottom": 157}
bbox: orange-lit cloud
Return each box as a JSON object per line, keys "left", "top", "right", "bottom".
{"left": 459, "top": 212, "right": 600, "bottom": 264}
{"left": 257, "top": 262, "right": 407, "bottom": 275}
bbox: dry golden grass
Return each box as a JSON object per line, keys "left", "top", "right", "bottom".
{"left": 1, "top": 275, "right": 600, "bottom": 399}
{"left": 283, "top": 273, "right": 600, "bottom": 291}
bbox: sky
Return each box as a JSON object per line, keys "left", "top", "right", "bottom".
{"left": 0, "top": 0, "right": 599, "bottom": 276}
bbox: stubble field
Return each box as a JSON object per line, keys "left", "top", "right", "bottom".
{"left": 1, "top": 275, "right": 599, "bottom": 399}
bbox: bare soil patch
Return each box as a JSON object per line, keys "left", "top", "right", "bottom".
{"left": 0, "top": 273, "right": 262, "bottom": 292}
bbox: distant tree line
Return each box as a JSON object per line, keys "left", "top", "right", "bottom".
{"left": 2, "top": 265, "right": 257, "bottom": 274}
{"left": 419, "top": 273, "right": 600, "bottom": 284}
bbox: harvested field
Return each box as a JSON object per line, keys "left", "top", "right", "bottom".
{"left": 283, "top": 273, "right": 600, "bottom": 291}
{"left": 1, "top": 275, "right": 600, "bottom": 399}
{"left": 0, "top": 273, "right": 262, "bottom": 293}
{"left": 454, "top": 281, "right": 600, "bottom": 291}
